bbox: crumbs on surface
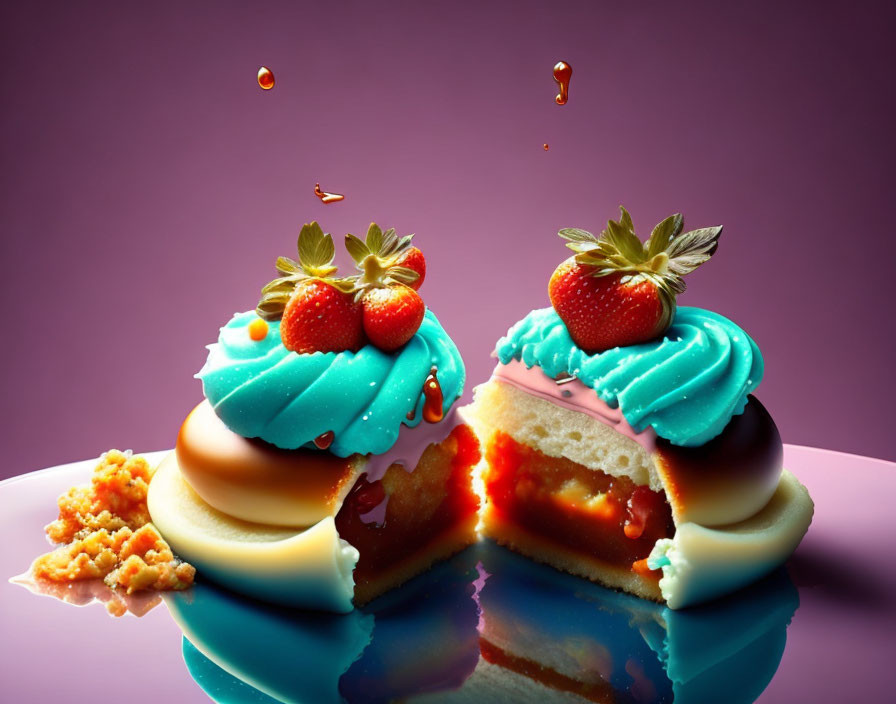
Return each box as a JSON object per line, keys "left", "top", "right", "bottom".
{"left": 33, "top": 449, "right": 195, "bottom": 595}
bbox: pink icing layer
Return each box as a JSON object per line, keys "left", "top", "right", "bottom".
{"left": 357, "top": 406, "right": 462, "bottom": 525}
{"left": 490, "top": 359, "right": 657, "bottom": 453}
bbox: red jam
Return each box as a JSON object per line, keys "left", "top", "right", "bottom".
{"left": 334, "top": 424, "right": 481, "bottom": 595}
{"left": 483, "top": 431, "right": 673, "bottom": 572}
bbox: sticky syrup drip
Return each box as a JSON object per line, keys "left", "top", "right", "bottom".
{"left": 552, "top": 61, "right": 572, "bottom": 105}
{"left": 422, "top": 367, "right": 444, "bottom": 423}
{"left": 314, "top": 431, "right": 335, "bottom": 450}
{"left": 406, "top": 409, "right": 416, "bottom": 421}
{"left": 314, "top": 183, "right": 345, "bottom": 204}
{"left": 257, "top": 66, "right": 275, "bottom": 90}
{"left": 543, "top": 143, "right": 549, "bottom": 151}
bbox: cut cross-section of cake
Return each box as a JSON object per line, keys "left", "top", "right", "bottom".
{"left": 148, "top": 222, "right": 480, "bottom": 612}
{"left": 465, "top": 208, "right": 813, "bottom": 608}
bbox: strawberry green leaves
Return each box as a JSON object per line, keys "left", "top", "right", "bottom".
{"left": 553, "top": 207, "right": 723, "bottom": 348}
{"left": 646, "top": 213, "right": 684, "bottom": 259}
{"left": 346, "top": 223, "right": 420, "bottom": 298}
{"left": 558, "top": 206, "right": 722, "bottom": 295}
{"left": 296, "top": 221, "right": 338, "bottom": 278}
{"left": 256, "top": 222, "right": 354, "bottom": 321}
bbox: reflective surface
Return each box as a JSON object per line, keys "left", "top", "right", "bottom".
{"left": 2, "top": 446, "right": 895, "bottom": 702}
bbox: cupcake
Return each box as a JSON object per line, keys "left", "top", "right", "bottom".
{"left": 465, "top": 208, "right": 813, "bottom": 608}
{"left": 148, "top": 222, "right": 480, "bottom": 612}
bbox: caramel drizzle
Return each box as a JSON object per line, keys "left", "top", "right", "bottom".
{"left": 422, "top": 366, "right": 444, "bottom": 423}
{"left": 257, "top": 66, "right": 275, "bottom": 90}
{"left": 552, "top": 61, "right": 572, "bottom": 105}
{"left": 313, "top": 430, "right": 335, "bottom": 450}
{"left": 314, "top": 183, "right": 345, "bottom": 204}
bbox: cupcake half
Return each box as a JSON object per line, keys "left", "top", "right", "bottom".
{"left": 464, "top": 209, "right": 813, "bottom": 608}
{"left": 148, "top": 223, "right": 480, "bottom": 612}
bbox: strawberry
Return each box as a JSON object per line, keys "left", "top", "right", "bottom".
{"left": 256, "top": 221, "right": 363, "bottom": 354}
{"left": 549, "top": 207, "right": 722, "bottom": 353}
{"left": 360, "top": 284, "right": 425, "bottom": 352}
{"left": 549, "top": 263, "right": 666, "bottom": 352}
{"left": 345, "top": 223, "right": 427, "bottom": 352}
{"left": 280, "top": 279, "right": 364, "bottom": 353}
{"left": 395, "top": 246, "right": 426, "bottom": 290}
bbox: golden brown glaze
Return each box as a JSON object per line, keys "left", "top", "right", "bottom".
{"left": 176, "top": 400, "right": 363, "bottom": 527}
{"left": 654, "top": 395, "right": 783, "bottom": 526}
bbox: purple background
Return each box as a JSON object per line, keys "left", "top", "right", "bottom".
{"left": 2, "top": 0, "right": 895, "bottom": 478}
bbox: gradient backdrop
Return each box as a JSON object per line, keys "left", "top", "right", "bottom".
{"left": 2, "top": 0, "right": 895, "bottom": 479}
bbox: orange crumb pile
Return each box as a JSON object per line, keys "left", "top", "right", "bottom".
{"left": 33, "top": 450, "right": 194, "bottom": 594}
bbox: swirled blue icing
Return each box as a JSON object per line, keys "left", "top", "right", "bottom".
{"left": 198, "top": 309, "right": 465, "bottom": 457}
{"left": 495, "top": 307, "right": 763, "bottom": 447}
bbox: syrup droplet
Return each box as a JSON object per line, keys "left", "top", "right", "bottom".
{"left": 422, "top": 366, "right": 444, "bottom": 423}
{"left": 257, "top": 66, "right": 275, "bottom": 90}
{"left": 406, "top": 409, "right": 416, "bottom": 421}
{"left": 247, "top": 318, "right": 268, "bottom": 341}
{"left": 543, "top": 143, "right": 549, "bottom": 151}
{"left": 552, "top": 61, "right": 572, "bottom": 105}
{"left": 314, "top": 183, "right": 345, "bottom": 204}
{"left": 313, "top": 430, "right": 335, "bottom": 450}
{"left": 351, "top": 477, "right": 385, "bottom": 514}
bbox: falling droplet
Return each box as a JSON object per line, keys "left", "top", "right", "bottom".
{"left": 257, "top": 66, "right": 275, "bottom": 90}
{"left": 543, "top": 143, "right": 549, "bottom": 151}
{"left": 553, "top": 61, "right": 572, "bottom": 105}
{"left": 314, "top": 430, "right": 335, "bottom": 450}
{"left": 314, "top": 183, "right": 345, "bottom": 204}
{"left": 422, "top": 367, "right": 444, "bottom": 423}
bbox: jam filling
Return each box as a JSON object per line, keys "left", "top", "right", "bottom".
{"left": 334, "top": 424, "right": 481, "bottom": 590}
{"left": 483, "top": 431, "right": 673, "bottom": 573}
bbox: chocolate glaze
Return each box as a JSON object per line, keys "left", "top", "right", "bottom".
{"left": 654, "top": 395, "right": 783, "bottom": 526}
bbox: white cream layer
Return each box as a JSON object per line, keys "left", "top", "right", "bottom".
{"left": 148, "top": 452, "right": 358, "bottom": 613}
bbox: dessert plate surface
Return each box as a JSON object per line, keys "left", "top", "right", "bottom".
{"left": 1, "top": 445, "right": 894, "bottom": 703}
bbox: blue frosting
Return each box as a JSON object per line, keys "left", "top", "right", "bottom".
{"left": 495, "top": 307, "right": 763, "bottom": 446}
{"left": 198, "top": 309, "right": 465, "bottom": 457}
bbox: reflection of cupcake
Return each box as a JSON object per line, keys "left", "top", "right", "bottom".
{"left": 339, "top": 548, "right": 480, "bottom": 703}
{"left": 466, "top": 208, "right": 813, "bottom": 608}
{"left": 468, "top": 541, "right": 799, "bottom": 704}
{"left": 169, "top": 584, "right": 373, "bottom": 704}
{"left": 149, "top": 223, "right": 480, "bottom": 611}
{"left": 167, "top": 548, "right": 481, "bottom": 704}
